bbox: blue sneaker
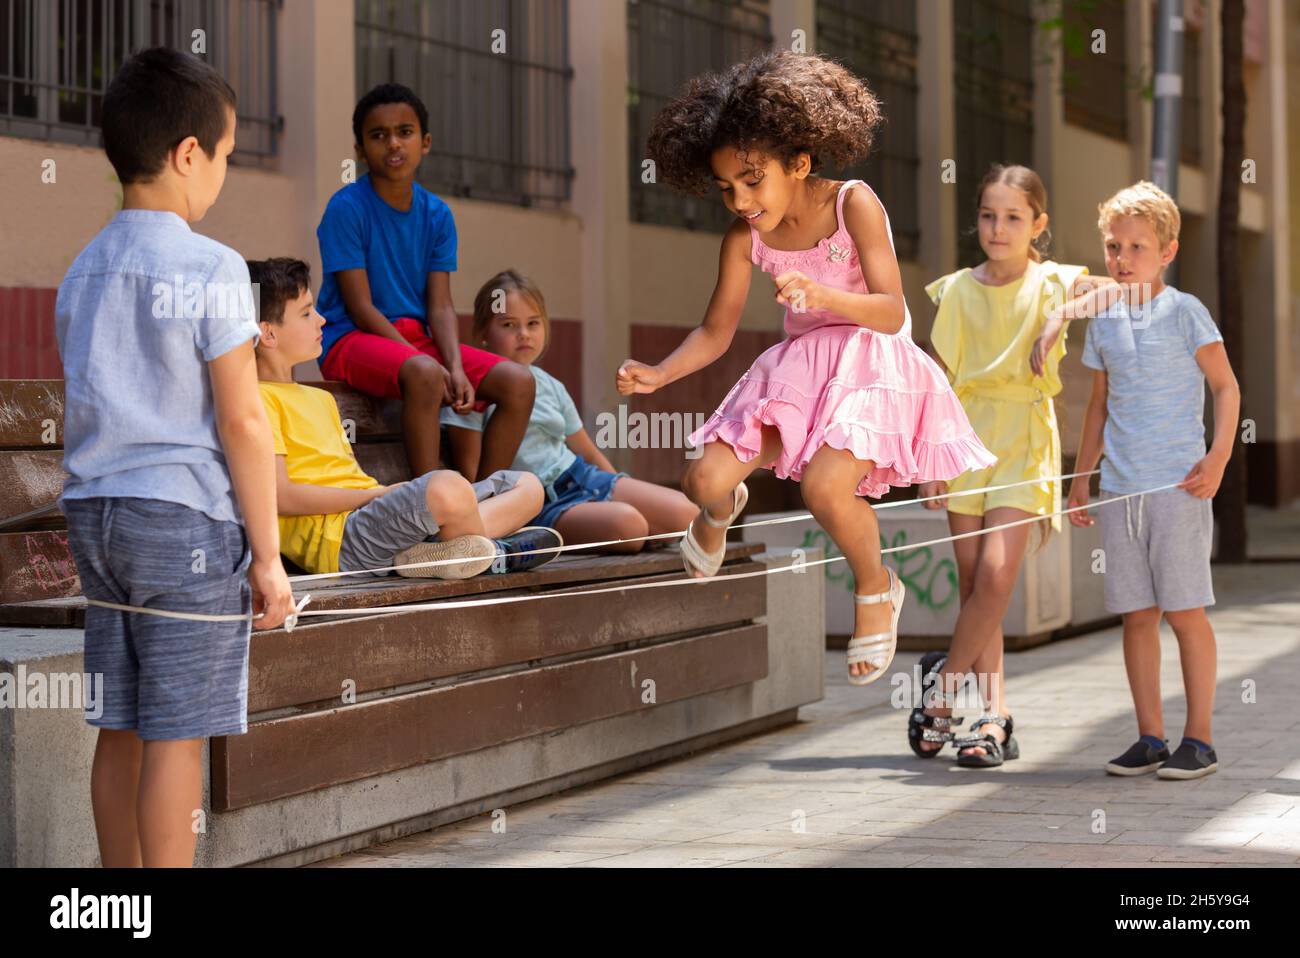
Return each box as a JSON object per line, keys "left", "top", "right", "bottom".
{"left": 1156, "top": 740, "right": 1218, "bottom": 780}
{"left": 1105, "top": 738, "right": 1170, "bottom": 776}
{"left": 488, "top": 526, "right": 563, "bottom": 574}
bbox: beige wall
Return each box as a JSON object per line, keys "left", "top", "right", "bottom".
{"left": 1, "top": 0, "right": 1294, "bottom": 498}
{"left": 447, "top": 198, "right": 583, "bottom": 320}
{"left": 0, "top": 136, "right": 302, "bottom": 287}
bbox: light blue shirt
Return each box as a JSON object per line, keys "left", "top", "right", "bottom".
{"left": 56, "top": 209, "right": 260, "bottom": 523}
{"left": 1081, "top": 286, "right": 1224, "bottom": 495}
{"left": 441, "top": 365, "right": 582, "bottom": 487}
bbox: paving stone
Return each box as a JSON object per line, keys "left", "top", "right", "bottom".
{"left": 319, "top": 562, "right": 1300, "bottom": 869}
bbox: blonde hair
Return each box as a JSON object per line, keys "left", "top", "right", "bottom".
{"left": 471, "top": 269, "right": 550, "bottom": 360}
{"left": 975, "top": 164, "right": 1051, "bottom": 262}
{"left": 1097, "top": 180, "right": 1181, "bottom": 248}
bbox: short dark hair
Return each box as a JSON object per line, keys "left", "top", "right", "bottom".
{"left": 101, "top": 47, "right": 237, "bottom": 185}
{"left": 352, "top": 83, "right": 429, "bottom": 145}
{"left": 246, "top": 258, "right": 312, "bottom": 326}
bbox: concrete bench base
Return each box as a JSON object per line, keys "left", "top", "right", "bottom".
{"left": 0, "top": 548, "right": 824, "bottom": 868}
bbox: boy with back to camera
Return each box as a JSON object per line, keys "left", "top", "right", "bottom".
{"left": 56, "top": 48, "right": 293, "bottom": 867}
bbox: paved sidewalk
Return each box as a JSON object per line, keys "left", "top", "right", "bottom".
{"left": 315, "top": 562, "right": 1300, "bottom": 868}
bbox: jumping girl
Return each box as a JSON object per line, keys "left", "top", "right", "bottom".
{"left": 616, "top": 52, "right": 996, "bottom": 686}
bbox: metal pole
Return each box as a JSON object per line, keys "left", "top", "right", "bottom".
{"left": 1151, "top": 0, "right": 1183, "bottom": 285}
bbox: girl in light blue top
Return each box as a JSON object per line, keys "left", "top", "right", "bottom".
{"left": 441, "top": 270, "right": 698, "bottom": 553}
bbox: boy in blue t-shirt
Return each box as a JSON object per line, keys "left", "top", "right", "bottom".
{"left": 316, "top": 82, "right": 535, "bottom": 482}
{"left": 56, "top": 48, "right": 294, "bottom": 867}
{"left": 1035, "top": 181, "right": 1240, "bottom": 781}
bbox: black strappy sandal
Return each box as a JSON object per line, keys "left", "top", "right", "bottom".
{"left": 953, "top": 714, "right": 1020, "bottom": 768}
{"left": 908, "top": 651, "right": 963, "bottom": 758}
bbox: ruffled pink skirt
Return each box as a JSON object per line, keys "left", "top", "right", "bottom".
{"left": 688, "top": 324, "right": 998, "bottom": 499}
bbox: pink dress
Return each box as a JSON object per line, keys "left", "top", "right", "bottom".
{"left": 687, "top": 179, "right": 997, "bottom": 498}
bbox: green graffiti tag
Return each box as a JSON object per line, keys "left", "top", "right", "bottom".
{"left": 796, "top": 526, "right": 958, "bottom": 612}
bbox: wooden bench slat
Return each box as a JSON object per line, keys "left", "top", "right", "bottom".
{"left": 0, "top": 380, "right": 64, "bottom": 447}
{"left": 0, "top": 542, "right": 767, "bottom": 625}
{"left": 0, "top": 529, "right": 78, "bottom": 604}
{"left": 311, "top": 382, "right": 403, "bottom": 439}
{"left": 0, "top": 380, "right": 414, "bottom": 448}
{"left": 298, "top": 541, "right": 764, "bottom": 609}
{"left": 352, "top": 442, "right": 412, "bottom": 486}
{"left": 249, "top": 562, "right": 766, "bottom": 711}
{"left": 212, "top": 622, "right": 768, "bottom": 811}
{"left": 0, "top": 596, "right": 81, "bottom": 627}
{"left": 0, "top": 449, "right": 65, "bottom": 527}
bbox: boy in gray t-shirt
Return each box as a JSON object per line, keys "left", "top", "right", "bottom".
{"left": 1033, "top": 181, "right": 1240, "bottom": 781}
{"left": 55, "top": 48, "right": 293, "bottom": 867}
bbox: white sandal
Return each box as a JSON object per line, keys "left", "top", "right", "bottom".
{"left": 680, "top": 482, "right": 749, "bottom": 579}
{"left": 846, "top": 566, "right": 905, "bottom": 687}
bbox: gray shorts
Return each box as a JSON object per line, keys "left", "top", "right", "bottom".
{"left": 337, "top": 469, "right": 525, "bottom": 577}
{"left": 1097, "top": 487, "right": 1215, "bottom": 614}
{"left": 63, "top": 497, "right": 252, "bottom": 740}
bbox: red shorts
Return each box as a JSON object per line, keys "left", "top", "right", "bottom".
{"left": 320, "top": 317, "right": 505, "bottom": 412}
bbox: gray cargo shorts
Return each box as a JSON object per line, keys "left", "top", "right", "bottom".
{"left": 1097, "top": 486, "right": 1215, "bottom": 614}
{"left": 336, "top": 469, "right": 526, "bottom": 577}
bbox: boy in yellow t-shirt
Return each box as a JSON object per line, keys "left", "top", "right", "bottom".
{"left": 248, "top": 257, "right": 562, "bottom": 578}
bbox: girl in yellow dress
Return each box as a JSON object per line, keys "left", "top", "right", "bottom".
{"left": 909, "top": 164, "right": 1109, "bottom": 767}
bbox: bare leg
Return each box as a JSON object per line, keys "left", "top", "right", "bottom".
{"left": 398, "top": 355, "right": 447, "bottom": 476}
{"left": 554, "top": 500, "right": 650, "bottom": 554}
{"left": 609, "top": 475, "right": 700, "bottom": 538}
{"left": 958, "top": 631, "right": 1009, "bottom": 759}
{"left": 445, "top": 425, "right": 482, "bottom": 482}
{"left": 423, "top": 471, "right": 487, "bottom": 540}
{"left": 680, "top": 430, "right": 784, "bottom": 578}
{"left": 922, "top": 508, "right": 1032, "bottom": 755}
{"left": 935, "top": 507, "right": 1033, "bottom": 706}
{"left": 1164, "top": 608, "right": 1216, "bottom": 745}
{"left": 473, "top": 360, "right": 535, "bottom": 481}
{"left": 799, "top": 446, "right": 892, "bottom": 679}
{"left": 1122, "top": 607, "right": 1165, "bottom": 740}
{"left": 136, "top": 738, "right": 203, "bottom": 867}
{"left": 91, "top": 728, "right": 144, "bottom": 867}
{"left": 913, "top": 512, "right": 983, "bottom": 753}
{"left": 475, "top": 473, "right": 545, "bottom": 539}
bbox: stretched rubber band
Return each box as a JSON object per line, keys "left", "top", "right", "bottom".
{"left": 79, "top": 479, "right": 1181, "bottom": 627}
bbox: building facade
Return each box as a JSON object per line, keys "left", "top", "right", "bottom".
{"left": 1, "top": 0, "right": 1295, "bottom": 504}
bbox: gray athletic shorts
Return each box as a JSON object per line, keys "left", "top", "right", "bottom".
{"left": 63, "top": 497, "right": 252, "bottom": 740}
{"left": 337, "top": 469, "right": 525, "bottom": 577}
{"left": 1097, "top": 487, "right": 1215, "bottom": 614}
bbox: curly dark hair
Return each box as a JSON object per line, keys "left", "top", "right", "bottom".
{"left": 645, "top": 52, "right": 883, "bottom": 195}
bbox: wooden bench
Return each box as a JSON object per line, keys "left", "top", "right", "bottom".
{"left": 0, "top": 379, "right": 825, "bottom": 866}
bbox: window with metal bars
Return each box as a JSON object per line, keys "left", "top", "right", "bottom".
{"left": 953, "top": 0, "right": 1036, "bottom": 268}
{"left": 0, "top": 0, "right": 279, "bottom": 162}
{"left": 355, "top": 0, "right": 574, "bottom": 209}
{"left": 1062, "top": 0, "right": 1129, "bottom": 141}
{"left": 627, "top": 0, "right": 772, "bottom": 232}
{"left": 815, "top": 0, "right": 919, "bottom": 261}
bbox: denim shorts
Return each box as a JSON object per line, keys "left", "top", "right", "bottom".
{"left": 62, "top": 496, "right": 253, "bottom": 740}
{"left": 337, "top": 469, "right": 525, "bottom": 577}
{"left": 533, "top": 457, "right": 628, "bottom": 528}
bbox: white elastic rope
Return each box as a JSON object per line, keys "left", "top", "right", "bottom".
{"left": 287, "top": 468, "right": 1103, "bottom": 583}
{"left": 80, "top": 479, "right": 1178, "bottom": 627}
